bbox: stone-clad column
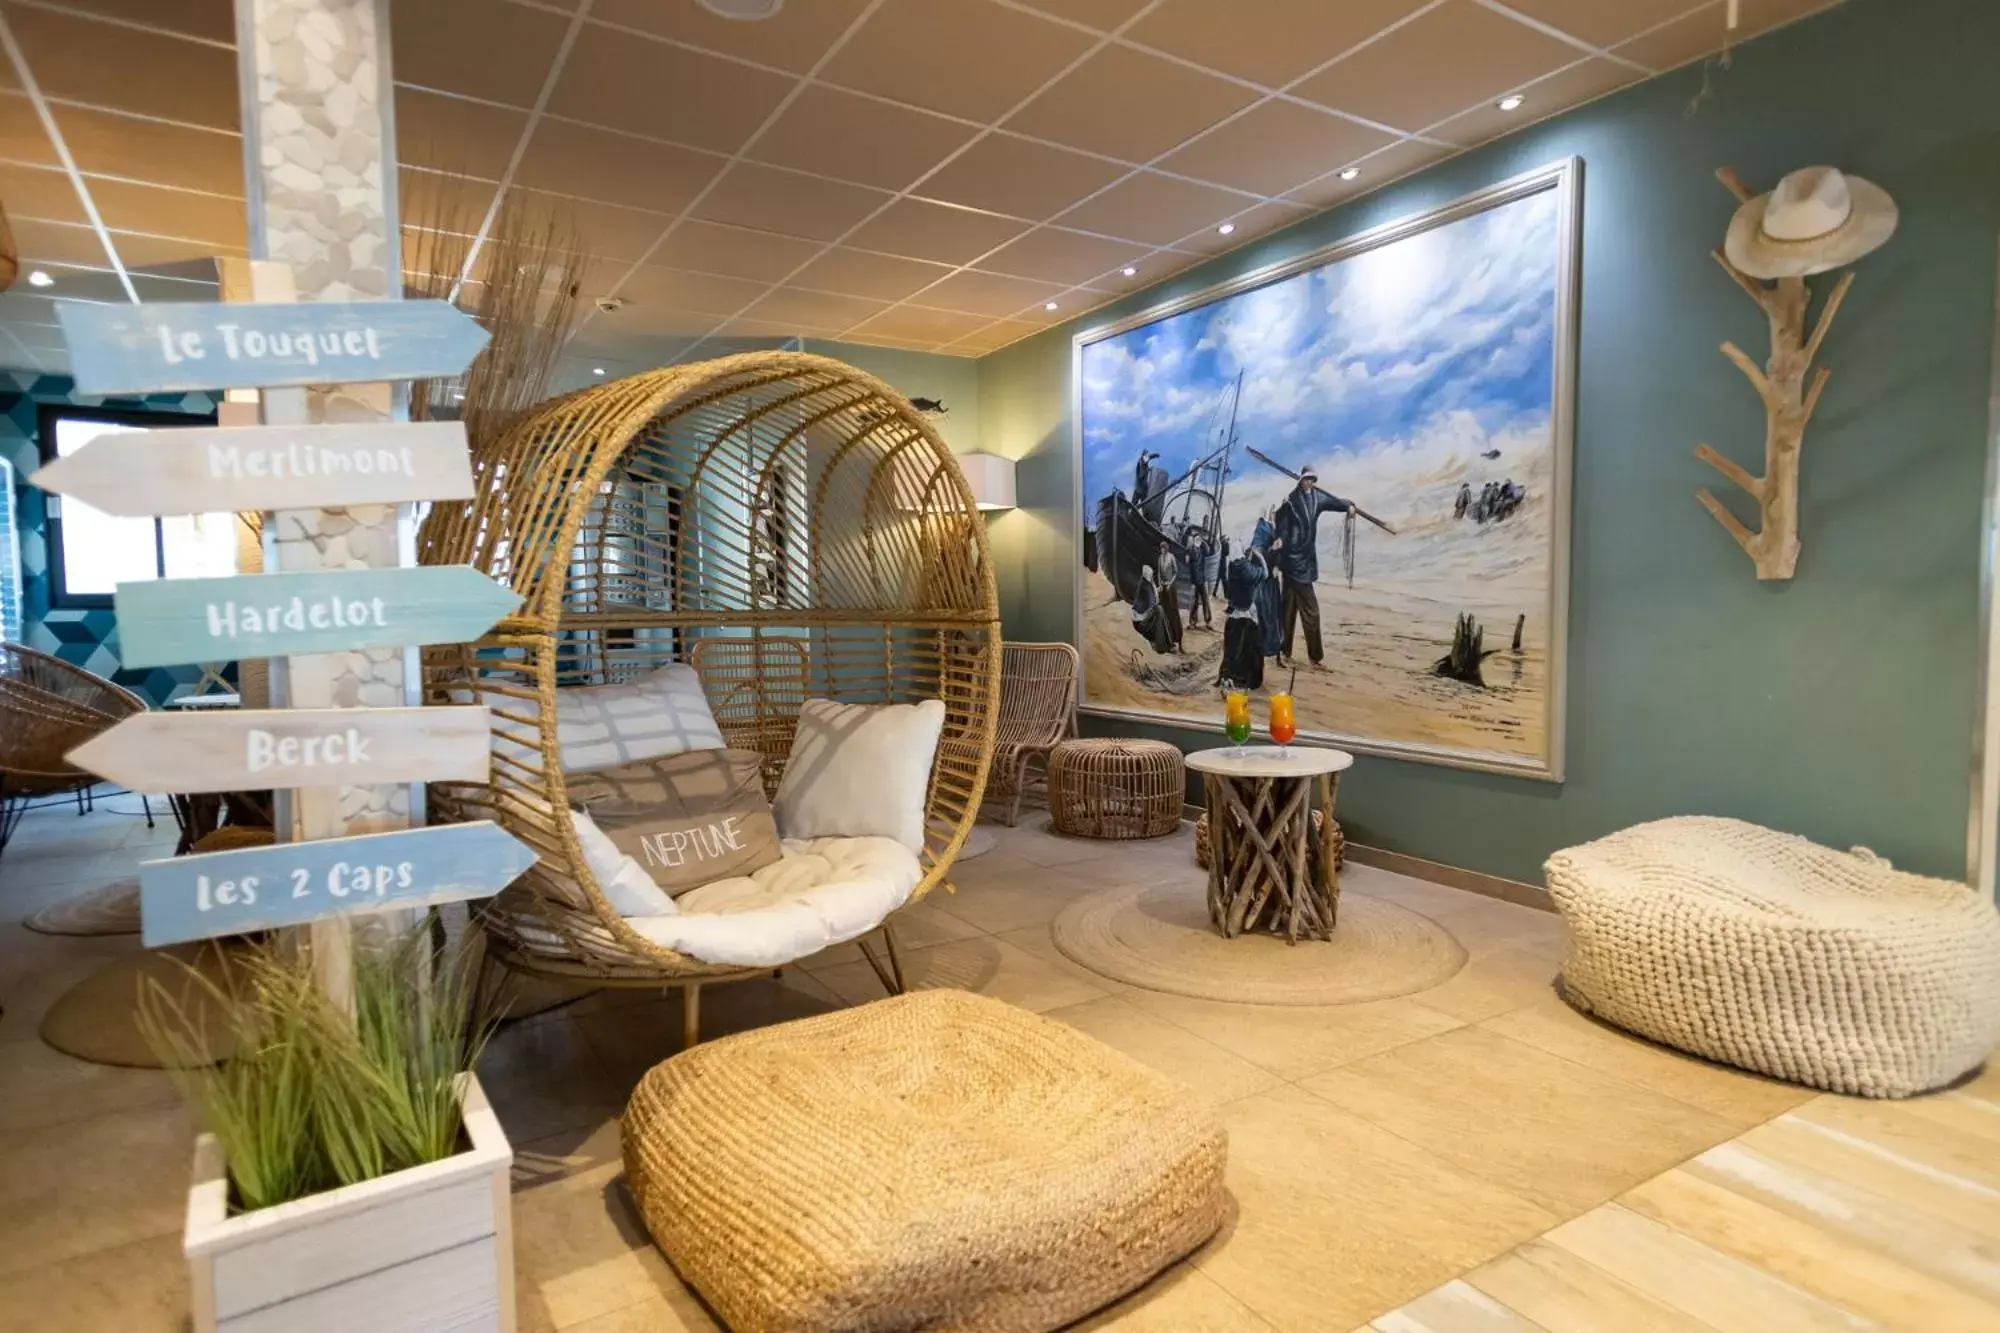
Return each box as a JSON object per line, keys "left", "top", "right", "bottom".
{"left": 234, "top": 0, "right": 409, "bottom": 997}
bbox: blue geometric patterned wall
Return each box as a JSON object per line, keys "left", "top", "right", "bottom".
{"left": 1, "top": 371, "right": 220, "bottom": 704}
{"left": 0, "top": 456, "right": 19, "bottom": 644}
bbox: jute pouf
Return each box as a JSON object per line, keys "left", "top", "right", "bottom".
{"left": 1053, "top": 881, "right": 1465, "bottom": 1005}
{"left": 621, "top": 990, "right": 1228, "bottom": 1332}
{"left": 1547, "top": 816, "right": 2000, "bottom": 1098}
{"left": 1047, "top": 738, "right": 1183, "bottom": 840}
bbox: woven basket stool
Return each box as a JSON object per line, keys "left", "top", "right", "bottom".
{"left": 1547, "top": 816, "right": 2000, "bottom": 1098}
{"left": 1047, "top": 738, "right": 1183, "bottom": 840}
{"left": 621, "top": 990, "right": 1228, "bottom": 1332}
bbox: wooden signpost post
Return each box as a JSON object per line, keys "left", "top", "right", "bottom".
{"left": 114, "top": 565, "right": 520, "bottom": 668}
{"left": 139, "top": 821, "right": 536, "bottom": 949}
{"left": 56, "top": 298, "right": 492, "bottom": 395}
{"left": 29, "top": 420, "right": 476, "bottom": 514}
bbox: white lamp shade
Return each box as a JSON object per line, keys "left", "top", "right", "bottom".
{"left": 957, "top": 453, "right": 1016, "bottom": 511}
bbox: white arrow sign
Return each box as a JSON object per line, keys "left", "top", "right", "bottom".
{"left": 30, "top": 420, "right": 475, "bottom": 516}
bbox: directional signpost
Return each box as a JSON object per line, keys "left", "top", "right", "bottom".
{"left": 57, "top": 298, "right": 492, "bottom": 395}
{"left": 139, "top": 821, "right": 536, "bottom": 948}
{"left": 114, "top": 565, "right": 520, "bottom": 668}
{"left": 67, "top": 706, "right": 493, "bottom": 795}
{"left": 29, "top": 420, "right": 476, "bottom": 515}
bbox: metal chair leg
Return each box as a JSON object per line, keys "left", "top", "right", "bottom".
{"left": 142, "top": 794, "right": 155, "bottom": 830}
{"left": 857, "top": 919, "right": 907, "bottom": 996}
{"left": 681, "top": 982, "right": 702, "bottom": 1050}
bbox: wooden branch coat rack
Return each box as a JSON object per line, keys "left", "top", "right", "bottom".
{"left": 1695, "top": 167, "right": 1854, "bottom": 580}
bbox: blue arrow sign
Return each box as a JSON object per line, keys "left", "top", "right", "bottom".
{"left": 114, "top": 564, "right": 521, "bottom": 669}
{"left": 139, "top": 820, "right": 538, "bottom": 948}
{"left": 57, "top": 298, "right": 490, "bottom": 394}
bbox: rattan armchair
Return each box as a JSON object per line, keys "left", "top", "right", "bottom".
{"left": 988, "top": 641, "right": 1079, "bottom": 826}
{"left": 0, "top": 643, "right": 149, "bottom": 858}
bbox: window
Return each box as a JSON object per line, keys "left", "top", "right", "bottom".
{"left": 39, "top": 404, "right": 230, "bottom": 608}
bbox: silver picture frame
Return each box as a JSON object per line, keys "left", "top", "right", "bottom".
{"left": 1069, "top": 156, "right": 1583, "bottom": 781}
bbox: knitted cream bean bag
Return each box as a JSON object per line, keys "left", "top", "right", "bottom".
{"left": 1546, "top": 816, "right": 2000, "bottom": 1098}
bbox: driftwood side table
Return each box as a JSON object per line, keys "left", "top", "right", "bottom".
{"left": 1186, "top": 745, "right": 1353, "bottom": 943}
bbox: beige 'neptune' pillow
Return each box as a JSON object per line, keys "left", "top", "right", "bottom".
{"left": 772, "top": 698, "right": 946, "bottom": 852}
{"left": 568, "top": 749, "right": 781, "bottom": 897}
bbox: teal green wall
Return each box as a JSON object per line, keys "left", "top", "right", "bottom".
{"left": 978, "top": 0, "right": 2000, "bottom": 884}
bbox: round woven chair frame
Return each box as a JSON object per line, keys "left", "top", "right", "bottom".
{"left": 1, "top": 643, "right": 149, "bottom": 854}
{"left": 419, "top": 352, "right": 1001, "bottom": 991}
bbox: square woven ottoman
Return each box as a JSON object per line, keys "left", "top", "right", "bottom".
{"left": 621, "top": 989, "right": 1229, "bottom": 1332}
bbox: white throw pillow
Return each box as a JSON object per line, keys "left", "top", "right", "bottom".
{"left": 570, "top": 808, "right": 677, "bottom": 918}
{"left": 772, "top": 698, "right": 945, "bottom": 851}
{"left": 469, "top": 663, "right": 725, "bottom": 774}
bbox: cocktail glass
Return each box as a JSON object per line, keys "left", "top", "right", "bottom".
{"left": 1224, "top": 690, "right": 1252, "bottom": 757}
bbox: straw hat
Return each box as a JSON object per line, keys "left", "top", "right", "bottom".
{"left": 1725, "top": 166, "right": 1897, "bottom": 279}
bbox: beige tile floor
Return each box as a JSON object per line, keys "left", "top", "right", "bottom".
{"left": 0, "top": 794, "right": 1984, "bottom": 1332}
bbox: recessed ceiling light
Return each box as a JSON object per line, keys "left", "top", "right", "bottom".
{"left": 1217, "top": 222, "right": 1236, "bottom": 236}
{"left": 592, "top": 367, "right": 606, "bottom": 376}
{"left": 26, "top": 269, "right": 53, "bottom": 287}
{"left": 696, "top": 0, "right": 783, "bottom": 18}
{"left": 1338, "top": 167, "right": 1361, "bottom": 181}
{"left": 1121, "top": 266, "right": 1138, "bottom": 277}
{"left": 1498, "top": 94, "right": 1525, "bottom": 111}
{"left": 1044, "top": 301, "right": 1059, "bottom": 311}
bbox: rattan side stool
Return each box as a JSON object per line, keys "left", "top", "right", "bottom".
{"left": 1047, "top": 738, "right": 1184, "bottom": 839}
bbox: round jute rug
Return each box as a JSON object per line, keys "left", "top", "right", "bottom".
{"left": 40, "top": 942, "right": 243, "bottom": 1068}
{"left": 23, "top": 878, "right": 142, "bottom": 937}
{"left": 1052, "top": 882, "right": 1467, "bottom": 1005}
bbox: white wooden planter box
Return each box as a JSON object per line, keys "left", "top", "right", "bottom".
{"left": 186, "top": 1072, "right": 515, "bottom": 1333}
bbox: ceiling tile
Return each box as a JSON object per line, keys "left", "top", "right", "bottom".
{"left": 89, "top": 179, "right": 245, "bottom": 248}
{"left": 112, "top": 232, "right": 244, "bottom": 266}
{"left": 1500, "top": 0, "right": 1701, "bottom": 49}
{"left": 1009, "top": 0, "right": 1153, "bottom": 30}
{"left": 0, "top": 291, "right": 64, "bottom": 324}
{"left": 1429, "top": 57, "right": 1643, "bottom": 147}
{"left": 750, "top": 85, "right": 975, "bottom": 192}
{"left": 53, "top": 106, "right": 241, "bottom": 193}
{"left": 1159, "top": 100, "right": 1395, "bottom": 195}
{"left": 12, "top": 217, "right": 113, "bottom": 266}
{"left": 848, "top": 304, "right": 996, "bottom": 344}
{"left": 916, "top": 133, "right": 1126, "bottom": 222}
{"left": 588, "top": 0, "right": 872, "bottom": 73}
{"left": 508, "top": 194, "right": 670, "bottom": 263}
{"left": 1127, "top": 0, "right": 1430, "bottom": 88}
{"left": 397, "top": 168, "right": 494, "bottom": 236}
{"left": 31, "top": 1, "right": 233, "bottom": 42}
{"left": 514, "top": 119, "right": 723, "bottom": 215}
{"left": 1055, "top": 171, "right": 1242, "bottom": 246}
{"left": 395, "top": 88, "right": 527, "bottom": 178}
{"left": 1609, "top": 3, "right": 1729, "bottom": 71}
{"left": 1283, "top": 135, "right": 1456, "bottom": 207}
{"left": 401, "top": 226, "right": 486, "bottom": 286}
{"left": 648, "top": 221, "right": 824, "bottom": 283}
{"left": 0, "top": 94, "right": 56, "bottom": 165}
{"left": 1008, "top": 44, "right": 1260, "bottom": 163}
{"left": 129, "top": 272, "right": 217, "bottom": 302}
{"left": 1293, "top": 0, "right": 1578, "bottom": 133}
{"left": 691, "top": 163, "right": 889, "bottom": 242}
{"left": 391, "top": 0, "right": 569, "bottom": 107}
{"left": 790, "top": 247, "right": 957, "bottom": 302}
{"left": 15, "top": 263, "right": 126, "bottom": 302}
{"left": 845, "top": 198, "right": 1029, "bottom": 266}
{"left": 719, "top": 316, "right": 844, "bottom": 340}
{"left": 615, "top": 264, "right": 770, "bottom": 317}
{"left": 8, "top": 6, "right": 238, "bottom": 131}
{"left": 820, "top": 0, "right": 1096, "bottom": 122}
{"left": 977, "top": 227, "right": 1151, "bottom": 285}
{"left": 917, "top": 268, "right": 1070, "bottom": 318}
{"left": 1174, "top": 199, "right": 1314, "bottom": 254}
{"left": 741, "top": 287, "right": 889, "bottom": 331}
{"left": 547, "top": 24, "right": 795, "bottom": 154}
{"left": 592, "top": 304, "right": 722, "bottom": 338}
{"left": 0, "top": 163, "right": 85, "bottom": 223}
{"left": 946, "top": 318, "right": 1043, "bottom": 353}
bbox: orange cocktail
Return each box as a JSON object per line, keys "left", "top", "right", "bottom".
{"left": 1268, "top": 692, "right": 1296, "bottom": 753}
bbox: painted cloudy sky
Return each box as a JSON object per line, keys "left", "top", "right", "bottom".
{"left": 1080, "top": 189, "right": 1559, "bottom": 506}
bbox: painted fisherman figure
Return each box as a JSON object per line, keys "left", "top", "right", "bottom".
{"left": 1269, "top": 466, "right": 1353, "bottom": 671}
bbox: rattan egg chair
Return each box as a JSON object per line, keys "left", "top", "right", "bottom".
{"left": 419, "top": 352, "right": 1000, "bottom": 1031}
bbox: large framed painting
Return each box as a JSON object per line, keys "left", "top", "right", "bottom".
{"left": 1073, "top": 159, "right": 1580, "bottom": 780}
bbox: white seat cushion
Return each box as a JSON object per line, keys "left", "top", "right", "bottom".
{"left": 626, "top": 836, "right": 922, "bottom": 968}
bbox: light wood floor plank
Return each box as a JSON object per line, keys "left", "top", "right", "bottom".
{"left": 1463, "top": 1239, "right": 1713, "bottom": 1333}
{"left": 1732, "top": 1115, "right": 2000, "bottom": 1242}
{"left": 1623, "top": 1168, "right": 2000, "bottom": 1333}
{"left": 1544, "top": 1203, "right": 1874, "bottom": 1333}
{"left": 1371, "top": 1279, "right": 1548, "bottom": 1332}
{"left": 1684, "top": 1141, "right": 2000, "bottom": 1303}
{"left": 1886, "top": 1092, "right": 2000, "bottom": 1147}
{"left": 1791, "top": 1099, "right": 2000, "bottom": 1191}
